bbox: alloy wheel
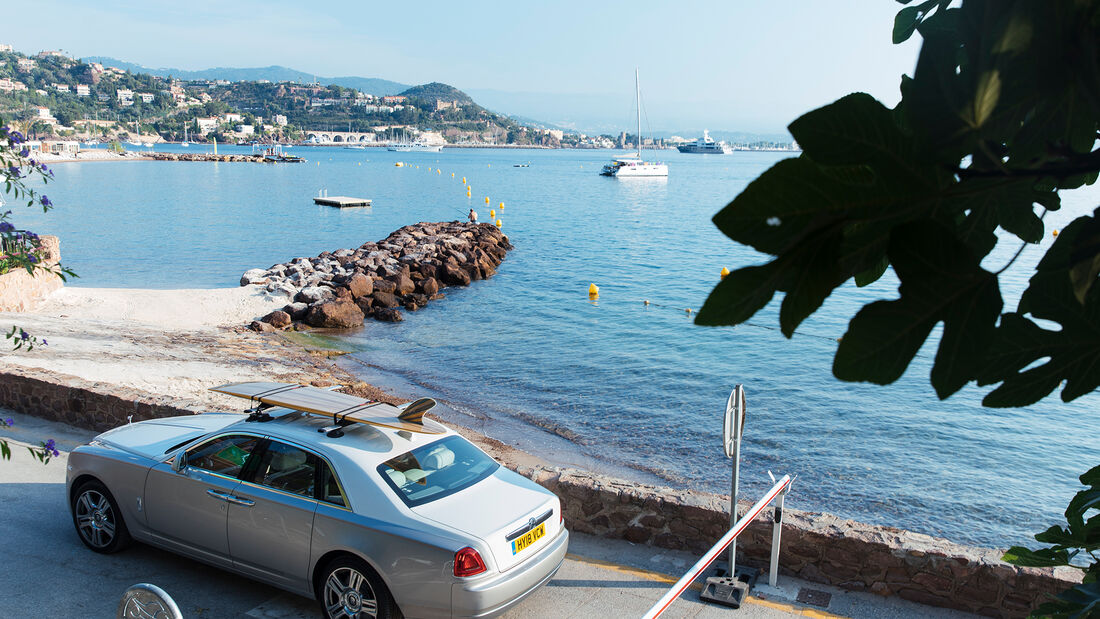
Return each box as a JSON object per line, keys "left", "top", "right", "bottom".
{"left": 74, "top": 489, "right": 117, "bottom": 549}
{"left": 323, "top": 566, "right": 379, "bottom": 618}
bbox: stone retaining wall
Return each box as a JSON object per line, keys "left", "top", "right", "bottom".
{"left": 0, "top": 235, "right": 62, "bottom": 311}
{"left": 0, "top": 367, "right": 1080, "bottom": 617}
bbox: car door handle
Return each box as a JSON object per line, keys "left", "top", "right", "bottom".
{"left": 226, "top": 495, "right": 255, "bottom": 507}
{"left": 206, "top": 489, "right": 232, "bottom": 501}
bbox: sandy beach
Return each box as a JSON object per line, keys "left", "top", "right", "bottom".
{"left": 0, "top": 284, "right": 546, "bottom": 466}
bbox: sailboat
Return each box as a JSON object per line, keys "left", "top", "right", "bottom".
{"left": 601, "top": 69, "right": 668, "bottom": 177}
{"left": 181, "top": 126, "right": 189, "bottom": 147}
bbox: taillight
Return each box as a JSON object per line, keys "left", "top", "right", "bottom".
{"left": 454, "top": 547, "right": 487, "bottom": 577}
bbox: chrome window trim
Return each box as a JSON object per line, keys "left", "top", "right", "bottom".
{"left": 182, "top": 432, "right": 266, "bottom": 479}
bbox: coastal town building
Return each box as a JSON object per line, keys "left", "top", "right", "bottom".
{"left": 75, "top": 84, "right": 90, "bottom": 96}
{"left": 235, "top": 124, "right": 254, "bottom": 135}
{"left": 195, "top": 117, "right": 218, "bottom": 135}
{"left": 34, "top": 106, "right": 52, "bottom": 120}
{"left": 223, "top": 112, "right": 242, "bottom": 123}
{"left": 42, "top": 140, "right": 79, "bottom": 155}
{"left": 16, "top": 58, "right": 36, "bottom": 72}
{"left": 52, "top": 83, "right": 70, "bottom": 93}
{"left": 381, "top": 95, "right": 406, "bottom": 104}
{"left": 0, "top": 78, "right": 27, "bottom": 92}
{"left": 273, "top": 114, "right": 287, "bottom": 126}
{"left": 36, "top": 50, "right": 70, "bottom": 60}
{"left": 137, "top": 92, "right": 155, "bottom": 103}
{"left": 0, "top": 43, "right": 13, "bottom": 53}
{"left": 116, "top": 88, "right": 134, "bottom": 105}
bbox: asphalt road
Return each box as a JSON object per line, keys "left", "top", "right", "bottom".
{"left": 0, "top": 412, "right": 974, "bottom": 618}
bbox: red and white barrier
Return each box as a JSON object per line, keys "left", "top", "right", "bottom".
{"left": 641, "top": 474, "right": 792, "bottom": 619}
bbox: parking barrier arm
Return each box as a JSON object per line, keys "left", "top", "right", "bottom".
{"left": 641, "top": 474, "right": 792, "bottom": 619}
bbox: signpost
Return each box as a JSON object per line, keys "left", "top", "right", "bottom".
{"left": 700, "top": 384, "right": 759, "bottom": 609}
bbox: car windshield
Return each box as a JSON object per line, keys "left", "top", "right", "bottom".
{"left": 377, "top": 436, "right": 499, "bottom": 507}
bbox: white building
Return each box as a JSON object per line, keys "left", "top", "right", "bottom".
{"left": 0, "top": 43, "right": 13, "bottom": 53}
{"left": 76, "top": 84, "right": 90, "bottom": 96}
{"left": 195, "top": 117, "right": 219, "bottom": 135}
{"left": 52, "top": 83, "right": 70, "bottom": 93}
{"left": 235, "top": 124, "right": 255, "bottom": 135}
{"left": 116, "top": 89, "right": 134, "bottom": 105}
{"left": 273, "top": 114, "right": 288, "bottom": 126}
{"left": 223, "top": 113, "right": 242, "bottom": 123}
{"left": 34, "top": 106, "right": 52, "bottom": 119}
{"left": 137, "top": 93, "right": 155, "bottom": 103}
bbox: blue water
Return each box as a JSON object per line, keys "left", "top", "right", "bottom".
{"left": 17, "top": 145, "right": 1100, "bottom": 549}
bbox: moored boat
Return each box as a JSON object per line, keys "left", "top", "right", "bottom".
{"left": 677, "top": 129, "right": 731, "bottom": 154}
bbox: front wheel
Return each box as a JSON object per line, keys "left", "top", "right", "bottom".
{"left": 318, "top": 555, "right": 396, "bottom": 619}
{"left": 71, "top": 479, "right": 132, "bottom": 553}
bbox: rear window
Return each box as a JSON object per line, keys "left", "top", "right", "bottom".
{"left": 377, "top": 436, "right": 499, "bottom": 507}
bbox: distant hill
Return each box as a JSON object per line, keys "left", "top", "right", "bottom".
{"left": 399, "top": 82, "right": 474, "bottom": 105}
{"left": 82, "top": 57, "right": 410, "bottom": 95}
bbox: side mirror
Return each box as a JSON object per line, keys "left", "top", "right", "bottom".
{"left": 171, "top": 450, "right": 187, "bottom": 473}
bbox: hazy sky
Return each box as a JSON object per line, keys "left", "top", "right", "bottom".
{"left": 5, "top": 1, "right": 921, "bottom": 134}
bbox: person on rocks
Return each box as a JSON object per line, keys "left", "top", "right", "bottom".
{"left": 468, "top": 208, "right": 478, "bottom": 223}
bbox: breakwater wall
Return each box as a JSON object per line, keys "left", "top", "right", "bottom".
{"left": 145, "top": 152, "right": 298, "bottom": 163}
{"left": 0, "top": 235, "right": 62, "bottom": 312}
{"left": 0, "top": 366, "right": 1078, "bottom": 617}
{"left": 241, "top": 221, "right": 511, "bottom": 330}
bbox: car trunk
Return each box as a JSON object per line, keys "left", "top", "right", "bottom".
{"left": 412, "top": 470, "right": 561, "bottom": 572}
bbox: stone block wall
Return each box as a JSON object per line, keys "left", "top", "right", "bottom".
{"left": 0, "top": 366, "right": 1081, "bottom": 617}
{"left": 0, "top": 235, "right": 63, "bottom": 311}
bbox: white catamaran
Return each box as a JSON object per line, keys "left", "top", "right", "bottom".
{"left": 601, "top": 69, "right": 668, "bottom": 178}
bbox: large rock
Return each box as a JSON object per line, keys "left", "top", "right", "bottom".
{"left": 282, "top": 302, "right": 309, "bottom": 321}
{"left": 418, "top": 277, "right": 439, "bottom": 296}
{"left": 373, "top": 278, "right": 397, "bottom": 294}
{"left": 441, "top": 262, "right": 472, "bottom": 286}
{"left": 374, "top": 307, "right": 404, "bottom": 322}
{"left": 390, "top": 274, "right": 416, "bottom": 296}
{"left": 347, "top": 272, "right": 373, "bottom": 298}
{"left": 371, "top": 291, "right": 400, "bottom": 308}
{"left": 241, "top": 268, "right": 268, "bottom": 286}
{"left": 261, "top": 310, "right": 292, "bottom": 328}
{"left": 295, "top": 285, "right": 336, "bottom": 304}
{"left": 249, "top": 320, "right": 274, "bottom": 332}
{"left": 305, "top": 300, "right": 365, "bottom": 328}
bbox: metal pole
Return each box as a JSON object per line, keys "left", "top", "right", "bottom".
{"left": 769, "top": 490, "right": 785, "bottom": 588}
{"left": 729, "top": 420, "right": 740, "bottom": 574}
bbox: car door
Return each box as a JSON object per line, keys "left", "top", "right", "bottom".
{"left": 227, "top": 439, "right": 324, "bottom": 593}
{"left": 144, "top": 433, "right": 261, "bottom": 567}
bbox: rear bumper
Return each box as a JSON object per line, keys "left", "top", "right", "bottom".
{"left": 451, "top": 528, "right": 569, "bottom": 618}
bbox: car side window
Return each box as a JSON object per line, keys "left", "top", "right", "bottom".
{"left": 320, "top": 462, "right": 348, "bottom": 508}
{"left": 254, "top": 441, "right": 317, "bottom": 499}
{"left": 185, "top": 434, "right": 261, "bottom": 478}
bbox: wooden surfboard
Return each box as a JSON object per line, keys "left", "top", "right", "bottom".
{"left": 210, "top": 382, "right": 445, "bottom": 434}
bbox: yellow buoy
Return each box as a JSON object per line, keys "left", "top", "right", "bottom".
{"left": 588, "top": 283, "right": 599, "bottom": 297}
{"left": 462, "top": 177, "right": 466, "bottom": 184}
{"left": 499, "top": 202, "right": 504, "bottom": 209}
{"left": 490, "top": 209, "right": 495, "bottom": 218}
{"left": 358, "top": 162, "right": 361, "bottom": 166}
{"left": 720, "top": 267, "right": 730, "bottom": 279}
{"left": 685, "top": 308, "right": 693, "bottom": 315}
{"left": 1053, "top": 229, "right": 1060, "bottom": 237}
{"left": 485, "top": 196, "right": 490, "bottom": 204}
{"left": 488, "top": 164, "right": 491, "bottom": 167}
{"left": 452, "top": 172, "right": 455, "bottom": 177}
{"left": 416, "top": 165, "right": 419, "bottom": 169}
{"left": 643, "top": 299, "right": 650, "bottom": 306}
{"left": 437, "top": 169, "right": 441, "bottom": 174}
{"left": 495, "top": 219, "right": 502, "bottom": 228}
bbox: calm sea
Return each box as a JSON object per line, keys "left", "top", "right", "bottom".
{"left": 18, "top": 144, "right": 1100, "bottom": 549}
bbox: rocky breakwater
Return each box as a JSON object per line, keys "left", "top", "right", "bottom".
{"left": 148, "top": 152, "right": 269, "bottom": 163}
{"left": 241, "top": 221, "right": 512, "bottom": 330}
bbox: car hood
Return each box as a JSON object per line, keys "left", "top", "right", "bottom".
{"left": 95, "top": 413, "right": 240, "bottom": 460}
{"left": 412, "top": 468, "right": 561, "bottom": 572}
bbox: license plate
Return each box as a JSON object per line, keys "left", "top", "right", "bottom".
{"left": 511, "top": 522, "right": 546, "bottom": 555}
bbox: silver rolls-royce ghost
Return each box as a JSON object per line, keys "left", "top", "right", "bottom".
{"left": 66, "top": 407, "right": 568, "bottom": 618}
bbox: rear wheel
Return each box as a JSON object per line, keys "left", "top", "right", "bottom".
{"left": 71, "top": 479, "right": 132, "bottom": 553}
{"left": 318, "top": 555, "right": 396, "bottom": 619}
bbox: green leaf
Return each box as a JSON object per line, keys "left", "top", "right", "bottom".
{"left": 835, "top": 221, "right": 1001, "bottom": 397}
{"left": 695, "top": 264, "right": 779, "bottom": 328}
{"left": 894, "top": 6, "right": 924, "bottom": 44}
{"left": 1003, "top": 545, "right": 1071, "bottom": 568}
{"left": 855, "top": 255, "right": 889, "bottom": 287}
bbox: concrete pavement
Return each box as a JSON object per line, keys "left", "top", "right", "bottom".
{"left": 0, "top": 411, "right": 975, "bottom": 618}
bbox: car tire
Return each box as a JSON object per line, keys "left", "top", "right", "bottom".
{"left": 318, "top": 555, "right": 397, "bottom": 619}
{"left": 71, "top": 479, "right": 132, "bottom": 553}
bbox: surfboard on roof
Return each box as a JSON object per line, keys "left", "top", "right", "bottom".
{"left": 210, "top": 382, "right": 446, "bottom": 435}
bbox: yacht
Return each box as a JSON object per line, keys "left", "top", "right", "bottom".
{"left": 677, "top": 130, "right": 732, "bottom": 154}
{"left": 387, "top": 128, "right": 444, "bottom": 152}
{"left": 601, "top": 69, "right": 668, "bottom": 177}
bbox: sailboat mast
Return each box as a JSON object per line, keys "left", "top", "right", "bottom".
{"left": 635, "top": 68, "right": 642, "bottom": 157}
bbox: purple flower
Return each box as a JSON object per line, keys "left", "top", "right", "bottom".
{"left": 28, "top": 255, "right": 38, "bottom": 263}
{"left": 7, "top": 165, "right": 21, "bottom": 178}
{"left": 39, "top": 195, "right": 51, "bottom": 208}
{"left": 0, "top": 222, "right": 13, "bottom": 233}
{"left": 19, "top": 329, "right": 28, "bottom": 341}
{"left": 43, "top": 438, "right": 59, "bottom": 457}
{"left": 41, "top": 339, "right": 47, "bottom": 346}
{"left": 39, "top": 164, "right": 48, "bottom": 174}
{"left": 9, "top": 130, "right": 24, "bottom": 144}
{"left": 2, "top": 418, "right": 12, "bottom": 427}
{"left": 19, "top": 147, "right": 28, "bottom": 158}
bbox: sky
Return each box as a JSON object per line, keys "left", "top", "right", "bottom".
{"left": 5, "top": 1, "right": 922, "bottom": 135}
